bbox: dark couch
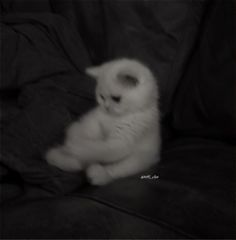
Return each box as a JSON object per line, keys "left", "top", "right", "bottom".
{"left": 0, "top": 0, "right": 235, "bottom": 239}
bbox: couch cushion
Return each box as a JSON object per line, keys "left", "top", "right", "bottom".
{"left": 74, "top": 138, "right": 236, "bottom": 239}
{"left": 0, "top": 197, "right": 189, "bottom": 239}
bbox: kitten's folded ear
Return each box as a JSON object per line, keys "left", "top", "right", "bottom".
{"left": 117, "top": 73, "right": 139, "bottom": 88}
{"left": 86, "top": 66, "right": 101, "bottom": 78}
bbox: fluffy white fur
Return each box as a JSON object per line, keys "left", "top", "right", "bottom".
{"left": 46, "top": 59, "right": 161, "bottom": 185}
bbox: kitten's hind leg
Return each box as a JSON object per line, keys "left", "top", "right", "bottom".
{"left": 86, "top": 164, "right": 111, "bottom": 185}
{"left": 46, "top": 146, "right": 82, "bottom": 172}
{"left": 86, "top": 153, "right": 157, "bottom": 185}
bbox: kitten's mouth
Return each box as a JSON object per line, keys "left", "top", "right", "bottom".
{"left": 102, "top": 106, "right": 111, "bottom": 114}
{"left": 102, "top": 106, "right": 122, "bottom": 116}
{"left": 104, "top": 107, "right": 118, "bottom": 115}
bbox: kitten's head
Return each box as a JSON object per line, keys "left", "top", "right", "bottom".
{"left": 86, "top": 59, "right": 158, "bottom": 116}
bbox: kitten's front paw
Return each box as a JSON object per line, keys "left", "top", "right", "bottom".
{"left": 86, "top": 164, "right": 112, "bottom": 186}
{"left": 46, "top": 147, "right": 82, "bottom": 172}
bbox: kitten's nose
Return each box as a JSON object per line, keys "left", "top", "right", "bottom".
{"left": 104, "top": 102, "right": 110, "bottom": 112}
{"left": 104, "top": 101, "right": 109, "bottom": 110}
{"left": 105, "top": 106, "right": 110, "bottom": 112}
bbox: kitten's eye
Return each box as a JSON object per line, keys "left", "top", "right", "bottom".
{"left": 100, "top": 94, "right": 105, "bottom": 101}
{"left": 111, "top": 95, "right": 121, "bottom": 103}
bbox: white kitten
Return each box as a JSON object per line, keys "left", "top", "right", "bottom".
{"left": 46, "top": 59, "right": 161, "bottom": 185}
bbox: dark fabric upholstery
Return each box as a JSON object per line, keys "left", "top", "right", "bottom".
{"left": 0, "top": 0, "right": 235, "bottom": 238}
{"left": 171, "top": 0, "right": 236, "bottom": 142}
{"left": 76, "top": 138, "right": 235, "bottom": 239}
{"left": 1, "top": 197, "right": 189, "bottom": 239}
